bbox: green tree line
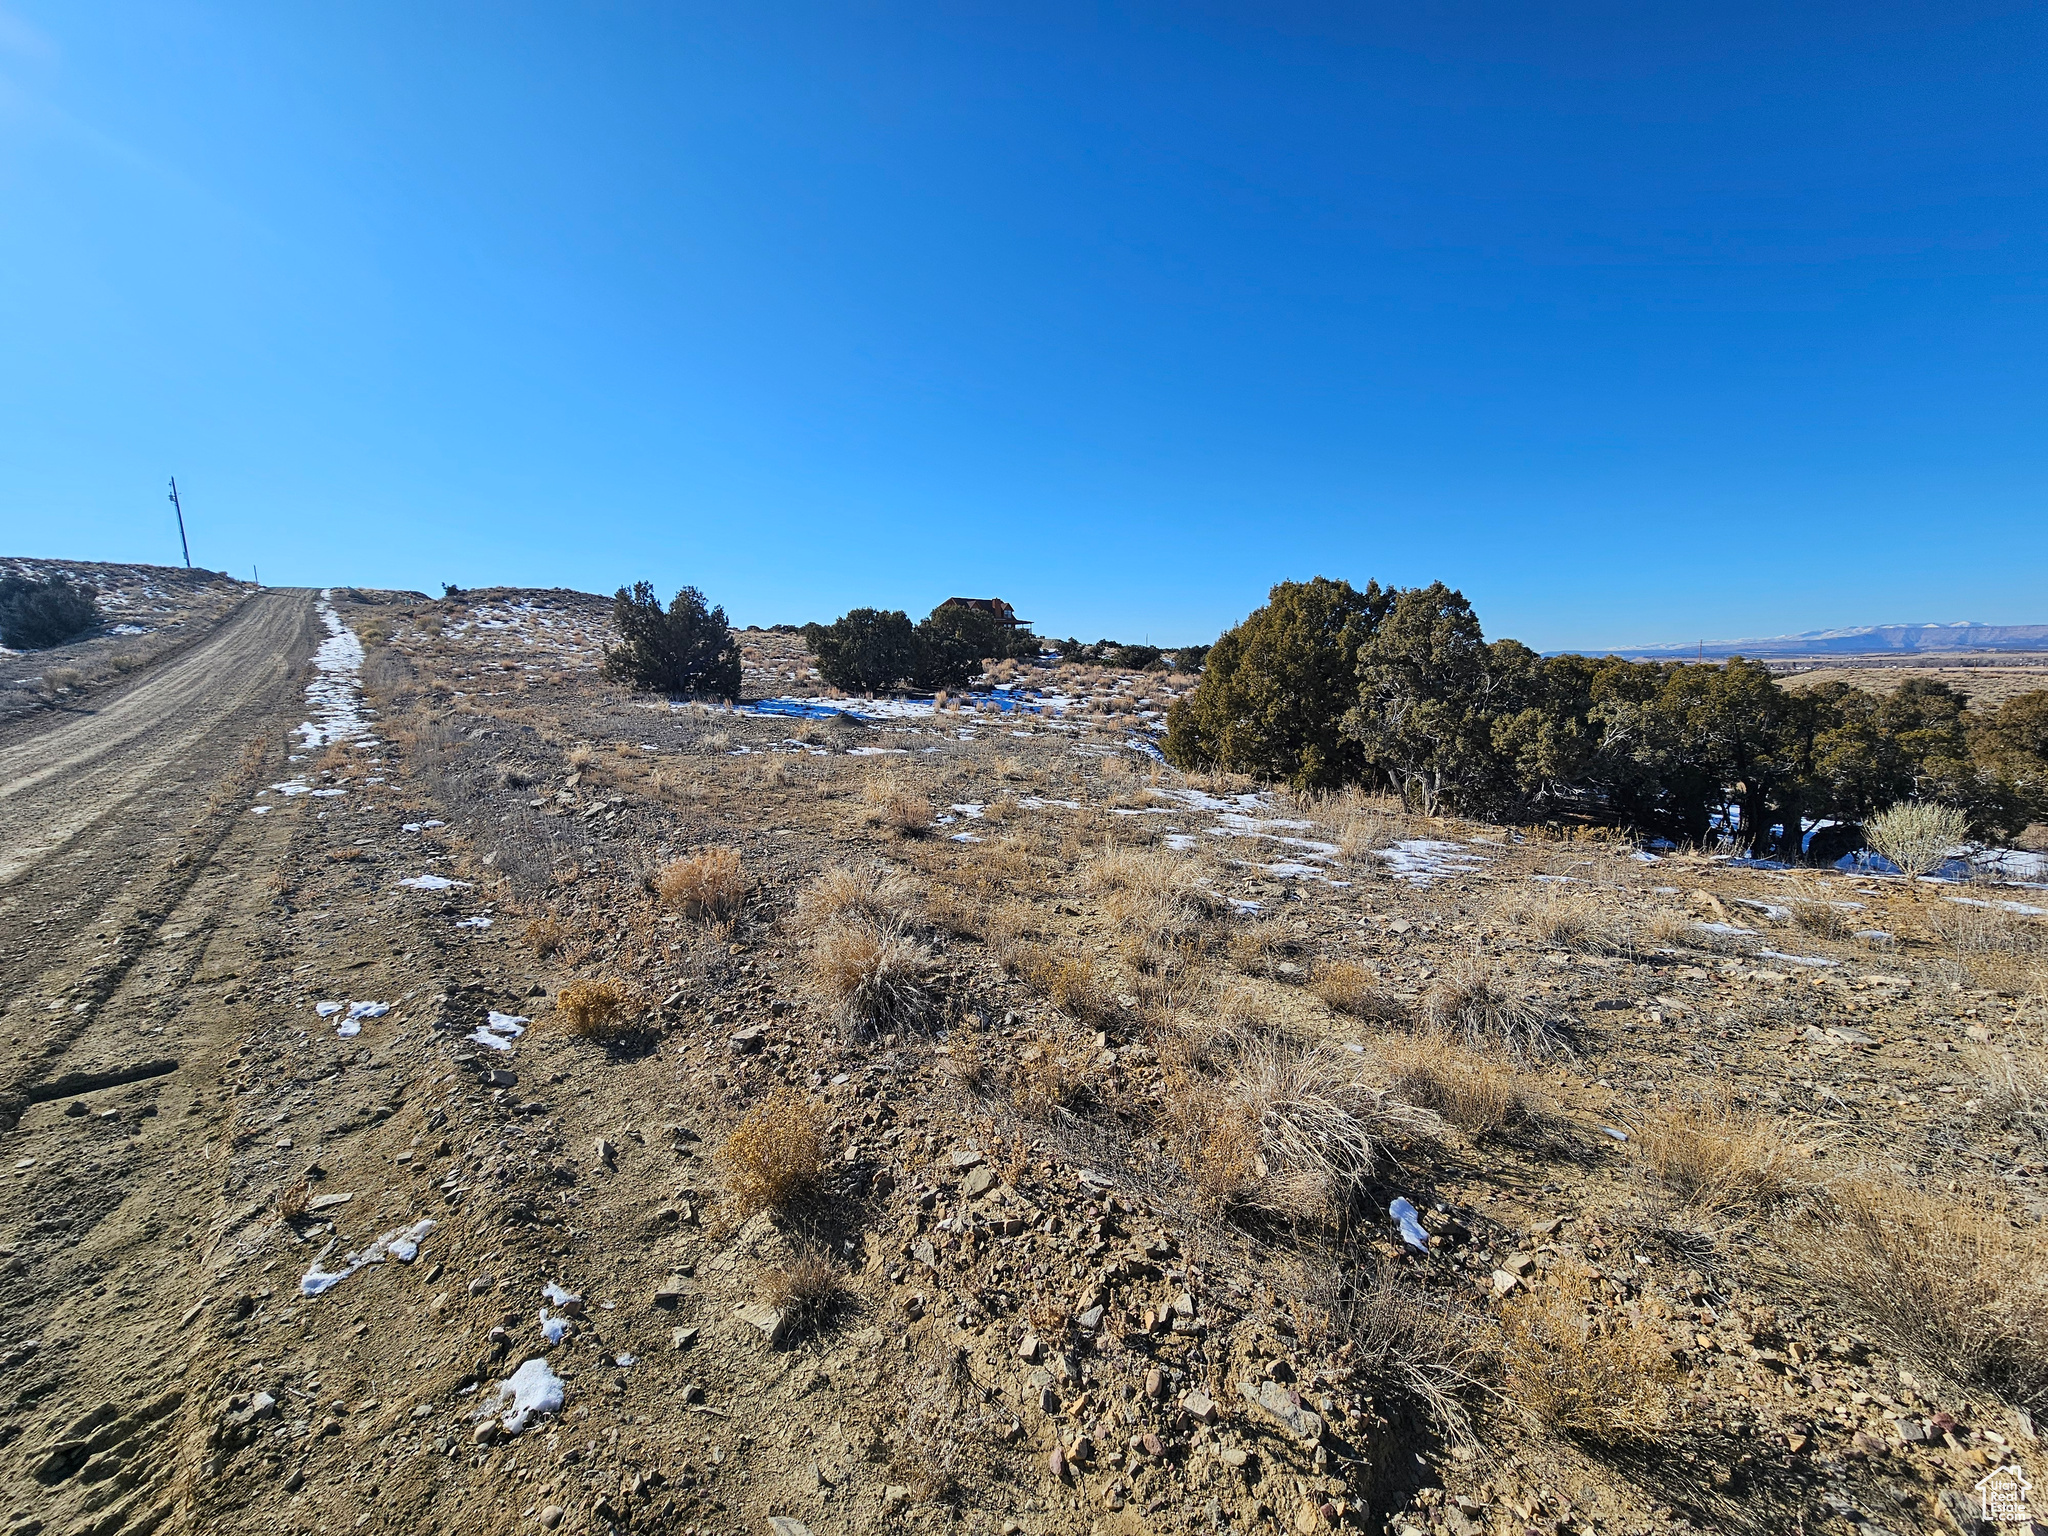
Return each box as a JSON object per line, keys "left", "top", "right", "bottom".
{"left": 1164, "top": 578, "right": 2048, "bottom": 856}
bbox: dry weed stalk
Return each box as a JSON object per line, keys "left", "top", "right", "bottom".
{"left": 716, "top": 1088, "right": 829, "bottom": 1215}
{"left": 654, "top": 847, "right": 748, "bottom": 918}
{"left": 1809, "top": 1181, "right": 2048, "bottom": 1406}
{"left": 557, "top": 977, "right": 638, "bottom": 1040}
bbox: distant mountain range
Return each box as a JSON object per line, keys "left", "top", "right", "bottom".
{"left": 1571, "top": 622, "right": 2048, "bottom": 661}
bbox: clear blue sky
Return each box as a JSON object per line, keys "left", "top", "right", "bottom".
{"left": 2, "top": 3, "right": 2043, "bottom": 649}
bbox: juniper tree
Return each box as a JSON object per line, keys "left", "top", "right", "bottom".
{"left": 601, "top": 582, "right": 742, "bottom": 700}
{"left": 1163, "top": 577, "right": 1390, "bottom": 790}
{"left": 0, "top": 573, "right": 98, "bottom": 650}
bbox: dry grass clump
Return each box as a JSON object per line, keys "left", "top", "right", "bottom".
{"left": 765, "top": 1245, "right": 849, "bottom": 1334}
{"left": 1019, "top": 947, "right": 1115, "bottom": 1025}
{"left": 861, "top": 774, "right": 932, "bottom": 837}
{"left": 1924, "top": 902, "right": 2046, "bottom": 994}
{"left": 1926, "top": 899, "right": 2045, "bottom": 956}
{"left": 1807, "top": 1181, "right": 2048, "bottom": 1406}
{"left": 326, "top": 847, "right": 367, "bottom": 863}
{"left": 1308, "top": 960, "right": 1406, "bottom": 1021}
{"left": 1496, "top": 885, "right": 1624, "bottom": 954}
{"left": 811, "top": 920, "right": 933, "bottom": 1034}
{"left": 1498, "top": 1281, "right": 1676, "bottom": 1441}
{"left": 1162, "top": 1029, "right": 1437, "bottom": 1218}
{"left": 1787, "top": 898, "right": 1855, "bottom": 941}
{"left": 557, "top": 977, "right": 638, "bottom": 1040}
{"left": 1979, "top": 1054, "right": 2048, "bottom": 1157}
{"left": 1374, "top": 1031, "right": 1534, "bottom": 1140}
{"left": 1630, "top": 1090, "right": 1808, "bottom": 1230}
{"left": 1224, "top": 924, "right": 1279, "bottom": 976}
{"left": 717, "top": 1088, "right": 829, "bottom": 1216}
{"left": 1335, "top": 813, "right": 1393, "bottom": 864}
{"left": 1644, "top": 908, "right": 1704, "bottom": 948}
{"left": 796, "top": 863, "right": 920, "bottom": 932}
{"left": 528, "top": 913, "right": 577, "bottom": 962}
{"left": 1008, "top": 1023, "right": 1095, "bottom": 1119}
{"left": 654, "top": 847, "right": 747, "bottom": 918}
{"left": 1314, "top": 1261, "right": 1495, "bottom": 1443}
{"left": 276, "top": 1176, "right": 310, "bottom": 1221}
{"left": 1424, "top": 964, "right": 1564, "bottom": 1058}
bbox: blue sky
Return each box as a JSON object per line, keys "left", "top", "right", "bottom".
{"left": 1, "top": 3, "right": 2043, "bottom": 650}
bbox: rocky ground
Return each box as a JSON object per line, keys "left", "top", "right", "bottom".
{"left": 4, "top": 583, "right": 2045, "bottom": 1536}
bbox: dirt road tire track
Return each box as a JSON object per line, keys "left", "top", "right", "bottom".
{"left": 0, "top": 590, "right": 321, "bottom": 1536}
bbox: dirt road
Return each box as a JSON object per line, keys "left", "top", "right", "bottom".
{"left": 0, "top": 588, "right": 318, "bottom": 1536}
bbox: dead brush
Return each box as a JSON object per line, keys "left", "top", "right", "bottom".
{"left": 1374, "top": 1030, "right": 1535, "bottom": 1140}
{"left": 1424, "top": 964, "right": 1565, "bottom": 1058}
{"left": 795, "top": 863, "right": 919, "bottom": 932}
{"left": 276, "top": 1176, "right": 310, "bottom": 1221}
{"left": 1308, "top": 960, "right": 1406, "bottom": 1022}
{"left": 1160, "top": 1029, "right": 1438, "bottom": 1218}
{"left": 654, "top": 847, "right": 747, "bottom": 919}
{"left": 556, "top": 977, "right": 638, "bottom": 1041}
{"left": 1806, "top": 1180, "right": 2048, "bottom": 1407}
{"left": 1498, "top": 1279, "right": 1676, "bottom": 1441}
{"left": 861, "top": 774, "right": 932, "bottom": 837}
{"left": 326, "top": 847, "right": 367, "bottom": 863}
{"left": 1630, "top": 1089, "right": 1808, "bottom": 1230}
{"left": 716, "top": 1088, "right": 829, "bottom": 1215}
{"left": 764, "top": 1245, "right": 850, "bottom": 1334}
{"left": 811, "top": 919, "right": 934, "bottom": 1034}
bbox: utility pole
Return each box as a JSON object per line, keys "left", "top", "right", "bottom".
{"left": 168, "top": 478, "right": 192, "bottom": 569}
